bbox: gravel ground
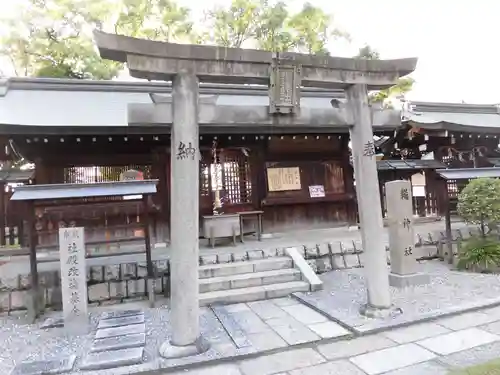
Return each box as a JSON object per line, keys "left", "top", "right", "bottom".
{"left": 296, "top": 261, "right": 500, "bottom": 332}
{"left": 0, "top": 312, "right": 95, "bottom": 374}
{"left": 0, "top": 301, "right": 252, "bottom": 375}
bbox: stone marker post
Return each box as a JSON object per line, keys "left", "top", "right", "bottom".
{"left": 386, "top": 180, "right": 429, "bottom": 287}
{"left": 346, "top": 84, "right": 392, "bottom": 316}
{"left": 159, "top": 73, "right": 206, "bottom": 358}
{"left": 59, "top": 227, "right": 88, "bottom": 334}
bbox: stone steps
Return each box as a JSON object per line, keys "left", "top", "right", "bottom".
{"left": 199, "top": 257, "right": 293, "bottom": 278}
{"left": 199, "top": 268, "right": 302, "bottom": 293}
{"left": 199, "top": 280, "right": 310, "bottom": 305}
{"left": 198, "top": 256, "right": 312, "bottom": 305}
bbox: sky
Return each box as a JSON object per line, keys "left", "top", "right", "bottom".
{"left": 1, "top": 0, "right": 499, "bottom": 104}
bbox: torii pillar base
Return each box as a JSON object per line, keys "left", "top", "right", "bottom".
{"left": 159, "top": 336, "right": 210, "bottom": 359}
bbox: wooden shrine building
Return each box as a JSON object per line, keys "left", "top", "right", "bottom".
{"left": 399, "top": 101, "right": 500, "bottom": 215}
{"left": 0, "top": 77, "right": 409, "bottom": 247}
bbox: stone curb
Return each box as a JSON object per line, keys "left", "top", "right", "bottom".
{"left": 104, "top": 332, "right": 352, "bottom": 375}
{"left": 292, "top": 293, "right": 500, "bottom": 336}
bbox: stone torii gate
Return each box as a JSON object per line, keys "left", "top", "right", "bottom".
{"left": 94, "top": 31, "right": 417, "bottom": 358}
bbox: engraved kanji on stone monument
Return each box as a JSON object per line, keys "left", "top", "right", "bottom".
{"left": 59, "top": 227, "right": 88, "bottom": 333}
{"left": 362, "top": 141, "right": 376, "bottom": 158}
{"left": 176, "top": 141, "right": 197, "bottom": 160}
{"left": 385, "top": 180, "right": 429, "bottom": 287}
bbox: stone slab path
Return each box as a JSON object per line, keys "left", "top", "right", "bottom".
{"left": 2, "top": 298, "right": 352, "bottom": 374}
{"left": 169, "top": 305, "right": 500, "bottom": 375}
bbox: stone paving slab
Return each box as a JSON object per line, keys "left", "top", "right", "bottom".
{"left": 382, "top": 322, "right": 451, "bottom": 344}
{"left": 97, "top": 314, "right": 145, "bottom": 329}
{"left": 211, "top": 305, "right": 252, "bottom": 348}
{"left": 11, "top": 355, "right": 76, "bottom": 375}
{"left": 281, "top": 304, "right": 328, "bottom": 325}
{"left": 169, "top": 363, "right": 243, "bottom": 375}
{"left": 416, "top": 327, "right": 500, "bottom": 356}
{"left": 317, "top": 335, "right": 397, "bottom": 360}
{"left": 246, "top": 331, "right": 287, "bottom": 351}
{"left": 480, "top": 320, "right": 500, "bottom": 335}
{"left": 287, "top": 359, "right": 367, "bottom": 375}
{"left": 90, "top": 333, "right": 146, "bottom": 352}
{"left": 349, "top": 343, "right": 437, "bottom": 375}
{"left": 95, "top": 323, "right": 146, "bottom": 339}
{"left": 272, "top": 297, "right": 301, "bottom": 307}
{"left": 437, "top": 340, "right": 500, "bottom": 369}
{"left": 229, "top": 309, "right": 271, "bottom": 334}
{"left": 247, "top": 300, "right": 289, "bottom": 320}
{"left": 239, "top": 348, "right": 326, "bottom": 375}
{"left": 382, "top": 360, "right": 449, "bottom": 375}
{"left": 436, "top": 311, "right": 500, "bottom": 330}
{"left": 79, "top": 347, "right": 144, "bottom": 371}
{"left": 101, "top": 310, "right": 144, "bottom": 320}
{"left": 307, "top": 321, "right": 350, "bottom": 339}
{"left": 268, "top": 317, "right": 320, "bottom": 345}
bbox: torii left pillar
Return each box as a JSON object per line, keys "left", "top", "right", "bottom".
{"left": 159, "top": 72, "right": 208, "bottom": 358}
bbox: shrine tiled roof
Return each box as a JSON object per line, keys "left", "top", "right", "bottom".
{"left": 0, "top": 77, "right": 401, "bottom": 135}
{"left": 436, "top": 168, "right": 500, "bottom": 180}
{"left": 377, "top": 159, "right": 446, "bottom": 170}
{"left": 403, "top": 101, "right": 500, "bottom": 134}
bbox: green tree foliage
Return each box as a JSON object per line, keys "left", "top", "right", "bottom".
{"left": 455, "top": 178, "right": 500, "bottom": 272}
{"left": 205, "top": 0, "right": 262, "bottom": 48}
{"left": 0, "top": 0, "right": 121, "bottom": 79}
{"left": 355, "top": 45, "right": 414, "bottom": 106}
{"left": 0, "top": 0, "right": 412, "bottom": 102}
{"left": 287, "top": 2, "right": 349, "bottom": 55}
{"left": 458, "top": 178, "right": 500, "bottom": 237}
{"left": 0, "top": 0, "right": 196, "bottom": 79}
{"left": 255, "top": 1, "right": 294, "bottom": 52}
{"left": 114, "top": 0, "right": 195, "bottom": 42}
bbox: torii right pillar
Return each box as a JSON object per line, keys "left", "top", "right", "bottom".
{"left": 346, "top": 84, "right": 392, "bottom": 316}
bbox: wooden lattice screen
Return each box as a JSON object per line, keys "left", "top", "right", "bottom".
{"left": 199, "top": 150, "right": 252, "bottom": 205}
{"left": 63, "top": 165, "right": 152, "bottom": 184}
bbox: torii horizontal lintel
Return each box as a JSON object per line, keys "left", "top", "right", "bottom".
{"left": 94, "top": 31, "right": 417, "bottom": 90}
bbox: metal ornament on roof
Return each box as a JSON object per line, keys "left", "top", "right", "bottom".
{"left": 269, "top": 56, "right": 302, "bottom": 115}
{"left": 440, "top": 146, "right": 487, "bottom": 162}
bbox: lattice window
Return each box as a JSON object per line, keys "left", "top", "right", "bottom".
{"left": 200, "top": 161, "right": 210, "bottom": 197}
{"left": 324, "top": 162, "right": 345, "bottom": 193}
{"left": 447, "top": 179, "right": 458, "bottom": 198}
{"left": 201, "top": 150, "right": 252, "bottom": 205}
{"left": 223, "top": 161, "right": 241, "bottom": 204}
{"left": 64, "top": 165, "right": 152, "bottom": 184}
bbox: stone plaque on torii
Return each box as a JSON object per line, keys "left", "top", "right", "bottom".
{"left": 94, "top": 30, "right": 417, "bottom": 358}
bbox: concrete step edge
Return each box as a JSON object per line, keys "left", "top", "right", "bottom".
{"left": 199, "top": 268, "right": 300, "bottom": 285}
{"left": 199, "top": 256, "right": 291, "bottom": 270}
{"left": 200, "top": 281, "right": 309, "bottom": 300}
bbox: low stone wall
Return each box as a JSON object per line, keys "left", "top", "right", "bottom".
{"left": 0, "top": 224, "right": 485, "bottom": 314}
{"left": 0, "top": 260, "right": 172, "bottom": 314}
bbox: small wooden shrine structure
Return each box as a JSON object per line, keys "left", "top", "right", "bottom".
{"left": 10, "top": 179, "right": 158, "bottom": 318}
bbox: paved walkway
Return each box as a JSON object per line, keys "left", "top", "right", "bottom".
{"left": 172, "top": 305, "right": 500, "bottom": 375}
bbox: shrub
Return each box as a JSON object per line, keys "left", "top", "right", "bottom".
{"left": 457, "top": 178, "right": 500, "bottom": 237}
{"left": 456, "top": 234, "right": 500, "bottom": 272}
